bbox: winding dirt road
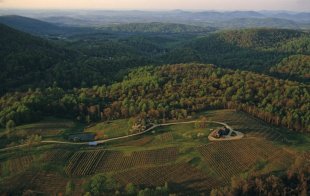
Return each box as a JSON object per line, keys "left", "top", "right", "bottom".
{"left": 0, "top": 120, "right": 236, "bottom": 152}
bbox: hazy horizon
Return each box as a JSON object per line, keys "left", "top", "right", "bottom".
{"left": 0, "top": 0, "right": 309, "bottom": 12}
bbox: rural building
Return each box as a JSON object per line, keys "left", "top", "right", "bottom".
{"left": 68, "top": 133, "right": 95, "bottom": 142}
{"left": 212, "top": 127, "right": 230, "bottom": 138}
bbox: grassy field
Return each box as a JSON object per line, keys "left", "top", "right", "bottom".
{"left": 0, "top": 117, "right": 82, "bottom": 149}
{"left": 0, "top": 109, "right": 309, "bottom": 195}
{"left": 85, "top": 119, "right": 130, "bottom": 139}
{"left": 12, "top": 117, "right": 79, "bottom": 139}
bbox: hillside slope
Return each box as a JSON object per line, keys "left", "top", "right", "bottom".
{"left": 0, "top": 24, "right": 77, "bottom": 93}
{"left": 0, "top": 15, "right": 93, "bottom": 36}
{"left": 165, "top": 29, "right": 310, "bottom": 72}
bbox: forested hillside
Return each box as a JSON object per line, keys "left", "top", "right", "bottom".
{"left": 270, "top": 55, "right": 310, "bottom": 82}
{"left": 166, "top": 29, "right": 310, "bottom": 72}
{"left": 0, "top": 24, "right": 79, "bottom": 94}
{"left": 0, "top": 64, "right": 309, "bottom": 133}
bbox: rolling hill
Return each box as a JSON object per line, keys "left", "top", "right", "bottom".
{"left": 165, "top": 28, "right": 310, "bottom": 72}
{"left": 0, "top": 23, "right": 78, "bottom": 93}
{"left": 0, "top": 15, "right": 66, "bottom": 35}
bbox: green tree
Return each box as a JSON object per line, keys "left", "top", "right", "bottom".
{"left": 125, "top": 183, "right": 137, "bottom": 195}
{"left": 89, "top": 174, "right": 107, "bottom": 196}
{"left": 65, "top": 180, "right": 75, "bottom": 196}
{"left": 6, "top": 120, "right": 15, "bottom": 132}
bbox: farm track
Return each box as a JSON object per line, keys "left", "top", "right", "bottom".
{"left": 0, "top": 120, "right": 236, "bottom": 152}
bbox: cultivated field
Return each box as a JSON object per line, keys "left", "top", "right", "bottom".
{"left": 114, "top": 162, "right": 221, "bottom": 193}
{"left": 0, "top": 154, "right": 35, "bottom": 177}
{"left": 97, "top": 147, "right": 179, "bottom": 172}
{"left": 197, "top": 138, "right": 295, "bottom": 184}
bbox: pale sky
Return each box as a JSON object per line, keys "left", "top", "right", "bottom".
{"left": 0, "top": 0, "right": 309, "bottom": 11}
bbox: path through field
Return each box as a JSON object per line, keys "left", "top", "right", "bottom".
{"left": 0, "top": 120, "right": 236, "bottom": 152}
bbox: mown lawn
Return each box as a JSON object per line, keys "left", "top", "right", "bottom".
{"left": 85, "top": 119, "right": 130, "bottom": 139}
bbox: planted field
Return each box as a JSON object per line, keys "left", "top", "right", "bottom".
{"left": 26, "top": 172, "right": 68, "bottom": 195}
{"left": 8, "top": 155, "right": 34, "bottom": 172}
{"left": 159, "top": 132, "right": 174, "bottom": 142}
{"left": 65, "top": 150, "right": 106, "bottom": 176}
{"left": 0, "top": 155, "right": 34, "bottom": 177}
{"left": 43, "top": 150, "right": 73, "bottom": 163}
{"left": 117, "top": 136, "right": 154, "bottom": 146}
{"left": 205, "top": 110, "right": 286, "bottom": 142}
{"left": 114, "top": 162, "right": 220, "bottom": 192}
{"left": 0, "top": 155, "right": 35, "bottom": 177}
{"left": 97, "top": 147, "right": 179, "bottom": 172}
{"left": 197, "top": 138, "right": 295, "bottom": 184}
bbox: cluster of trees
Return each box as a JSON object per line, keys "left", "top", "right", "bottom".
{"left": 79, "top": 174, "right": 170, "bottom": 196}
{"left": 210, "top": 153, "right": 310, "bottom": 195}
{"left": 0, "top": 64, "right": 309, "bottom": 133}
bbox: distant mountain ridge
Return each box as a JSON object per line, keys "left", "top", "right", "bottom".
{"left": 0, "top": 15, "right": 65, "bottom": 35}
{"left": 0, "top": 15, "right": 96, "bottom": 36}
{"left": 1, "top": 10, "right": 309, "bottom": 29}
{"left": 102, "top": 22, "right": 216, "bottom": 33}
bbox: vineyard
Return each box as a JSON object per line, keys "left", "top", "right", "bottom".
{"left": 117, "top": 136, "right": 154, "bottom": 146}
{"left": 197, "top": 138, "right": 295, "bottom": 184}
{"left": 97, "top": 147, "right": 179, "bottom": 172}
{"left": 205, "top": 110, "right": 286, "bottom": 142}
{"left": 159, "top": 132, "right": 174, "bottom": 142}
{"left": 0, "top": 154, "right": 35, "bottom": 177}
{"left": 65, "top": 150, "right": 106, "bottom": 176}
{"left": 26, "top": 171, "right": 68, "bottom": 194}
{"left": 63, "top": 147, "right": 179, "bottom": 176}
{"left": 43, "top": 150, "right": 73, "bottom": 163}
{"left": 114, "top": 162, "right": 220, "bottom": 192}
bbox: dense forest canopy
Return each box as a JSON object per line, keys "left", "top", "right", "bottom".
{"left": 0, "top": 64, "right": 309, "bottom": 133}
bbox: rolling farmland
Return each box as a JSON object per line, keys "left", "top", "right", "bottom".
{"left": 0, "top": 109, "right": 307, "bottom": 195}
